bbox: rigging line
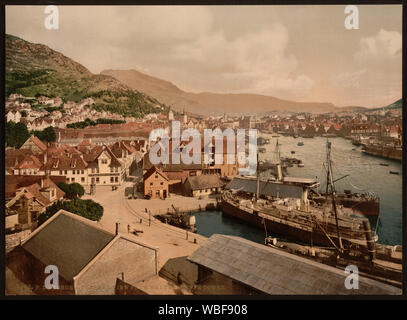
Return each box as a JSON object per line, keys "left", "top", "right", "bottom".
{"left": 347, "top": 177, "right": 368, "bottom": 191}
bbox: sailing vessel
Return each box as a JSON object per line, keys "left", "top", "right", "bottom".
{"left": 308, "top": 143, "right": 380, "bottom": 216}
{"left": 221, "top": 140, "right": 375, "bottom": 248}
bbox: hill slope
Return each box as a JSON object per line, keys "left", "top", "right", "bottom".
{"left": 6, "top": 34, "right": 166, "bottom": 117}
{"left": 101, "top": 69, "right": 339, "bottom": 115}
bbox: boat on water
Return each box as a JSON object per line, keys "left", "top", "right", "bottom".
{"left": 310, "top": 190, "right": 380, "bottom": 216}
{"left": 297, "top": 163, "right": 304, "bottom": 168}
{"left": 297, "top": 141, "right": 304, "bottom": 146}
{"left": 380, "top": 163, "right": 389, "bottom": 166}
{"left": 222, "top": 141, "right": 375, "bottom": 248}
{"left": 155, "top": 206, "right": 197, "bottom": 232}
{"left": 389, "top": 171, "right": 399, "bottom": 175}
{"left": 362, "top": 143, "right": 402, "bottom": 161}
{"left": 281, "top": 157, "right": 302, "bottom": 167}
{"left": 222, "top": 177, "right": 370, "bottom": 247}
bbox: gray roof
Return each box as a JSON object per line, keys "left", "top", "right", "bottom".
{"left": 186, "top": 174, "right": 224, "bottom": 190}
{"left": 226, "top": 177, "right": 303, "bottom": 199}
{"left": 22, "top": 211, "right": 115, "bottom": 280}
{"left": 187, "top": 234, "right": 401, "bottom": 295}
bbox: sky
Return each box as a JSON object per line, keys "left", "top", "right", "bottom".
{"left": 6, "top": 5, "right": 402, "bottom": 108}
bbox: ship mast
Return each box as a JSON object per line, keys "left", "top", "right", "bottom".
{"left": 325, "top": 140, "right": 344, "bottom": 253}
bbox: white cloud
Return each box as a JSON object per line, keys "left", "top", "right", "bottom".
{"left": 170, "top": 23, "right": 314, "bottom": 99}
{"left": 354, "top": 29, "right": 401, "bottom": 61}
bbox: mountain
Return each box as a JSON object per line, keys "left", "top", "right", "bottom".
{"left": 366, "top": 99, "right": 402, "bottom": 112}
{"left": 101, "top": 69, "right": 338, "bottom": 115}
{"left": 383, "top": 99, "right": 402, "bottom": 110}
{"left": 6, "top": 34, "right": 166, "bottom": 118}
{"left": 335, "top": 106, "right": 368, "bottom": 113}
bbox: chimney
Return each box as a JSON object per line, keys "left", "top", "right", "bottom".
{"left": 115, "top": 222, "right": 120, "bottom": 235}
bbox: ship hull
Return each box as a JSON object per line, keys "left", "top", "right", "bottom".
{"left": 221, "top": 199, "right": 364, "bottom": 247}
{"left": 362, "top": 145, "right": 402, "bottom": 161}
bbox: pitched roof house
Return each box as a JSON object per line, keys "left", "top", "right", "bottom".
{"left": 6, "top": 210, "right": 159, "bottom": 295}
{"left": 20, "top": 135, "right": 47, "bottom": 153}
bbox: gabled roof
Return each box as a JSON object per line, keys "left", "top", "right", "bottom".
{"left": 22, "top": 135, "right": 47, "bottom": 152}
{"left": 21, "top": 210, "right": 116, "bottom": 280}
{"left": 6, "top": 187, "right": 44, "bottom": 208}
{"left": 143, "top": 166, "right": 169, "bottom": 181}
{"left": 94, "top": 145, "right": 122, "bottom": 168}
{"left": 188, "top": 234, "right": 401, "bottom": 295}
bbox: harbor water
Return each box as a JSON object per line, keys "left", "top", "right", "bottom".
{"left": 193, "top": 135, "right": 402, "bottom": 245}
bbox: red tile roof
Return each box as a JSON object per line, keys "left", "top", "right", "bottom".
{"left": 24, "top": 135, "right": 47, "bottom": 152}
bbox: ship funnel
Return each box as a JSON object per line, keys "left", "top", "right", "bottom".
{"left": 276, "top": 163, "right": 283, "bottom": 181}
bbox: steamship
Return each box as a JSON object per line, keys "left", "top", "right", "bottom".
{"left": 221, "top": 140, "right": 377, "bottom": 248}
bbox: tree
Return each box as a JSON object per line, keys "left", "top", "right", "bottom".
{"left": 33, "top": 126, "right": 56, "bottom": 143}
{"left": 6, "top": 121, "right": 30, "bottom": 148}
{"left": 57, "top": 182, "right": 85, "bottom": 199}
{"left": 38, "top": 198, "right": 104, "bottom": 226}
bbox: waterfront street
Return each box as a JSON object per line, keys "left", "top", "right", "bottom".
{"left": 82, "top": 181, "right": 209, "bottom": 271}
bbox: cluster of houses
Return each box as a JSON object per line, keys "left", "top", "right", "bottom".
{"left": 5, "top": 94, "right": 136, "bottom": 131}
{"left": 5, "top": 134, "right": 147, "bottom": 232}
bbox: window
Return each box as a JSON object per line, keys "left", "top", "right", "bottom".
{"left": 96, "top": 178, "right": 100, "bottom": 184}
{"left": 59, "top": 170, "right": 63, "bottom": 175}
{"left": 115, "top": 177, "right": 118, "bottom": 182}
{"left": 155, "top": 174, "right": 158, "bottom": 179}
{"left": 160, "top": 182, "right": 164, "bottom": 186}
{"left": 72, "top": 178, "right": 75, "bottom": 182}
{"left": 110, "top": 167, "right": 113, "bottom": 173}
{"left": 110, "top": 177, "right": 114, "bottom": 183}
{"left": 150, "top": 182, "right": 153, "bottom": 186}
{"left": 101, "top": 159, "right": 107, "bottom": 164}
{"left": 81, "top": 170, "right": 84, "bottom": 174}
{"left": 81, "top": 177, "right": 85, "bottom": 183}
{"left": 64, "top": 170, "right": 67, "bottom": 174}
{"left": 73, "top": 170, "right": 75, "bottom": 175}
